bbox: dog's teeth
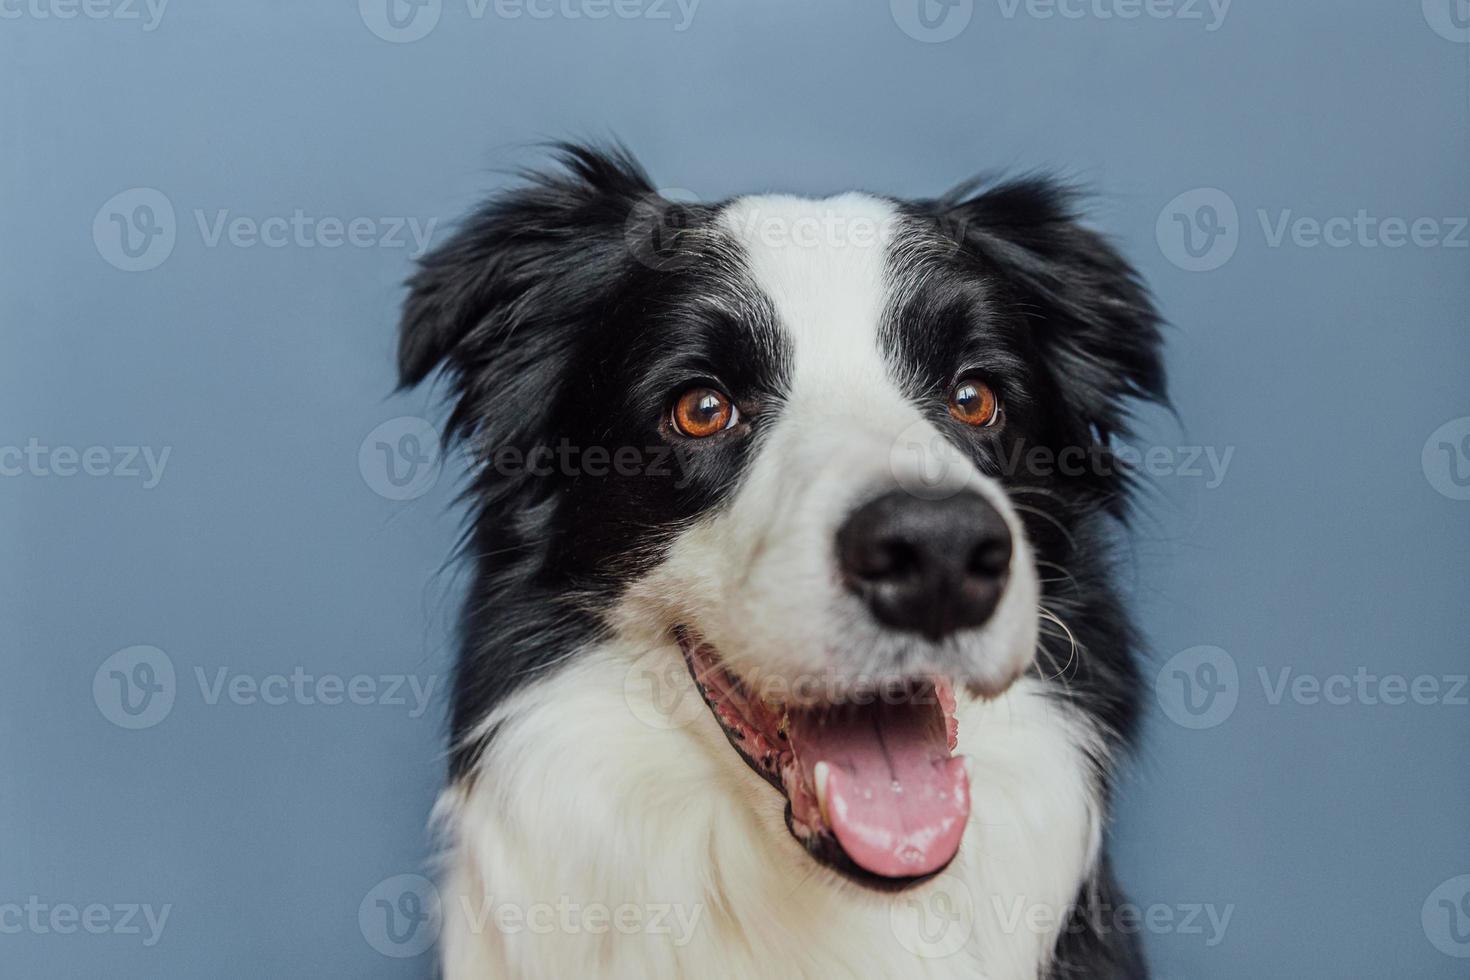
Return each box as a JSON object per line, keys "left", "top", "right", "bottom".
{"left": 814, "top": 761, "right": 831, "bottom": 826}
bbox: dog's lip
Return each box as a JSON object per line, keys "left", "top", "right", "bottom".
{"left": 676, "top": 627, "right": 789, "bottom": 796}
{"left": 674, "top": 628, "right": 968, "bottom": 888}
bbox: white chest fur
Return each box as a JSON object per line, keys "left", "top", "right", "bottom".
{"left": 436, "top": 642, "right": 1102, "bottom": 980}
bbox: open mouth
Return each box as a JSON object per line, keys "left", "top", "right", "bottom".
{"left": 676, "top": 630, "right": 970, "bottom": 890}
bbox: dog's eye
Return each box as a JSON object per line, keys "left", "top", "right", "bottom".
{"left": 671, "top": 386, "right": 738, "bottom": 438}
{"left": 948, "top": 376, "right": 1000, "bottom": 427}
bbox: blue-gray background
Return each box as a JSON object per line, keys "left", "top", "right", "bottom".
{"left": 3, "top": 1, "right": 1468, "bottom": 977}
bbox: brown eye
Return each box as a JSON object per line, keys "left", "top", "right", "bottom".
{"left": 671, "top": 386, "right": 737, "bottom": 438}
{"left": 948, "top": 376, "right": 1000, "bottom": 427}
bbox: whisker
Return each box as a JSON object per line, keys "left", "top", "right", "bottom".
{"left": 1036, "top": 605, "right": 1081, "bottom": 686}
{"left": 1009, "top": 501, "right": 1076, "bottom": 550}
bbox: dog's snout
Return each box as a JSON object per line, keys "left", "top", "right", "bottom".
{"left": 837, "top": 491, "right": 1012, "bottom": 641}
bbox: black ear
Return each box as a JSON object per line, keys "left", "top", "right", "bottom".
{"left": 937, "top": 177, "right": 1168, "bottom": 444}
{"left": 396, "top": 142, "right": 656, "bottom": 440}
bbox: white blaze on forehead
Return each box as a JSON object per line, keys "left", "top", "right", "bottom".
{"left": 714, "top": 193, "right": 960, "bottom": 504}
{"left": 718, "top": 193, "right": 907, "bottom": 407}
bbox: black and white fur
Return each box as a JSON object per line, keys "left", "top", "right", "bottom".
{"left": 399, "top": 144, "right": 1165, "bottom": 979}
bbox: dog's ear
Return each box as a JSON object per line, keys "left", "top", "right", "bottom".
{"left": 396, "top": 142, "right": 656, "bottom": 441}
{"left": 936, "top": 178, "right": 1167, "bottom": 445}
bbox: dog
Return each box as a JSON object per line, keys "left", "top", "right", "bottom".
{"left": 398, "top": 143, "right": 1166, "bottom": 979}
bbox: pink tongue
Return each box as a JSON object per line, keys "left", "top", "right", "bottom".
{"left": 787, "top": 692, "right": 970, "bottom": 878}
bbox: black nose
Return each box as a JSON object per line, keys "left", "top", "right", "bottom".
{"left": 836, "top": 491, "right": 1012, "bottom": 641}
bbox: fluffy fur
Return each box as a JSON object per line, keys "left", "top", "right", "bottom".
{"left": 399, "top": 143, "right": 1165, "bottom": 979}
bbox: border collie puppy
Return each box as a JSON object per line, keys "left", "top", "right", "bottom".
{"left": 399, "top": 144, "right": 1165, "bottom": 979}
